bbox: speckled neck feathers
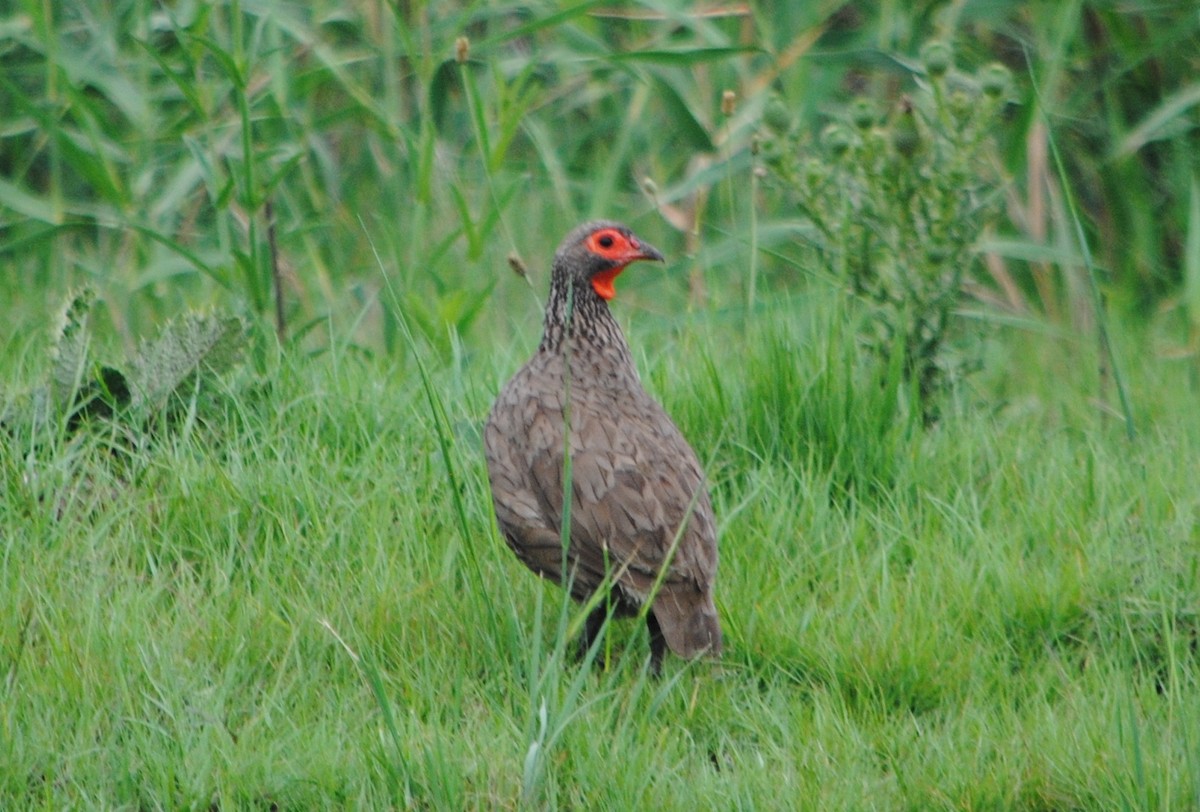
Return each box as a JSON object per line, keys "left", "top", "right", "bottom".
{"left": 537, "top": 269, "right": 635, "bottom": 371}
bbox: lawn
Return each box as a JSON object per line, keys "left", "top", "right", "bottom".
{"left": 2, "top": 2, "right": 1199, "bottom": 809}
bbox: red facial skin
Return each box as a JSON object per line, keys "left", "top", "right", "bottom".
{"left": 584, "top": 228, "right": 662, "bottom": 300}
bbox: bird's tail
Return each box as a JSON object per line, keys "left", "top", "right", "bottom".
{"left": 652, "top": 589, "right": 722, "bottom": 659}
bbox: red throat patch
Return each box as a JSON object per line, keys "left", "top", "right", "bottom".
{"left": 591, "top": 266, "right": 624, "bottom": 300}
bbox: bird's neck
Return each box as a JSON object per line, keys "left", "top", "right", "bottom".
{"left": 539, "top": 277, "right": 634, "bottom": 366}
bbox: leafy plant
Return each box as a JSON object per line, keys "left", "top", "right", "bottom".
{"left": 761, "top": 43, "right": 1011, "bottom": 422}
{"left": 2, "top": 287, "right": 247, "bottom": 448}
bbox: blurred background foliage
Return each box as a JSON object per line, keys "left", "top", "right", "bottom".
{"left": 1, "top": 0, "right": 1198, "bottom": 360}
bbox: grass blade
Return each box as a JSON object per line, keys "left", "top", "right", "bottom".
{"left": 1031, "top": 53, "right": 1136, "bottom": 440}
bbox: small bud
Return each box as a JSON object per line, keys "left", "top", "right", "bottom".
{"left": 948, "top": 90, "right": 972, "bottom": 121}
{"left": 762, "top": 97, "right": 793, "bottom": 135}
{"left": 920, "top": 41, "right": 952, "bottom": 78}
{"left": 507, "top": 252, "right": 528, "bottom": 280}
{"left": 849, "top": 98, "right": 875, "bottom": 130}
{"left": 979, "top": 62, "right": 1011, "bottom": 98}
{"left": 641, "top": 177, "right": 658, "bottom": 197}
{"left": 721, "top": 89, "right": 736, "bottom": 117}
{"left": 803, "top": 158, "right": 825, "bottom": 187}
{"left": 455, "top": 36, "right": 470, "bottom": 64}
{"left": 821, "top": 123, "right": 853, "bottom": 158}
{"left": 890, "top": 96, "right": 920, "bottom": 159}
{"left": 761, "top": 137, "right": 789, "bottom": 169}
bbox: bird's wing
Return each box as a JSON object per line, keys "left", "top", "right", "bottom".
{"left": 484, "top": 364, "right": 716, "bottom": 603}
{"left": 523, "top": 407, "right": 718, "bottom": 604}
{"left": 484, "top": 384, "right": 577, "bottom": 590}
{"left": 484, "top": 367, "right": 722, "bottom": 657}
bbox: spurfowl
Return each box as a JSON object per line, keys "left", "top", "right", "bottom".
{"left": 484, "top": 220, "right": 721, "bottom": 671}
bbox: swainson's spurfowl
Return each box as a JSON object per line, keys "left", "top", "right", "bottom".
{"left": 484, "top": 220, "right": 721, "bottom": 671}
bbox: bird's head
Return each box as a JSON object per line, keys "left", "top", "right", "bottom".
{"left": 552, "top": 220, "right": 665, "bottom": 301}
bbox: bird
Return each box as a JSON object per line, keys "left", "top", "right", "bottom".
{"left": 484, "top": 220, "right": 721, "bottom": 672}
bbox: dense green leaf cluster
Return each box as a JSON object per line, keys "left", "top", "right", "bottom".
{"left": 762, "top": 44, "right": 1010, "bottom": 419}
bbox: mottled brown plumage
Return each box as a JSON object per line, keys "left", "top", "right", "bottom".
{"left": 484, "top": 220, "right": 721, "bottom": 671}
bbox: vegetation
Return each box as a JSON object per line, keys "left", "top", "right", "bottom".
{"left": 3, "top": 1, "right": 1199, "bottom": 808}
{"left": 761, "top": 45, "right": 1011, "bottom": 419}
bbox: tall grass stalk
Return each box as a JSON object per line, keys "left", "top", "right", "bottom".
{"left": 364, "top": 220, "right": 502, "bottom": 650}
{"left": 1032, "top": 56, "right": 1137, "bottom": 440}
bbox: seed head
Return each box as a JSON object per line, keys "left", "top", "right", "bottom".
{"left": 979, "top": 63, "right": 1012, "bottom": 99}
{"left": 721, "top": 89, "right": 736, "bottom": 117}
{"left": 921, "top": 41, "right": 952, "bottom": 79}
{"left": 849, "top": 98, "right": 876, "bottom": 131}
{"left": 821, "top": 123, "right": 853, "bottom": 158}
{"left": 507, "top": 252, "right": 528, "bottom": 280}
{"left": 763, "top": 98, "right": 793, "bottom": 135}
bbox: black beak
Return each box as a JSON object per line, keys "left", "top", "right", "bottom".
{"left": 634, "top": 240, "right": 665, "bottom": 263}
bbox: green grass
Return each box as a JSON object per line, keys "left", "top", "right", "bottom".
{"left": 4, "top": 308, "right": 1199, "bottom": 809}
{"left": 4, "top": 1, "right": 1200, "bottom": 809}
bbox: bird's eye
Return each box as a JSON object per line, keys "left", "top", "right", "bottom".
{"left": 598, "top": 234, "right": 614, "bottom": 248}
